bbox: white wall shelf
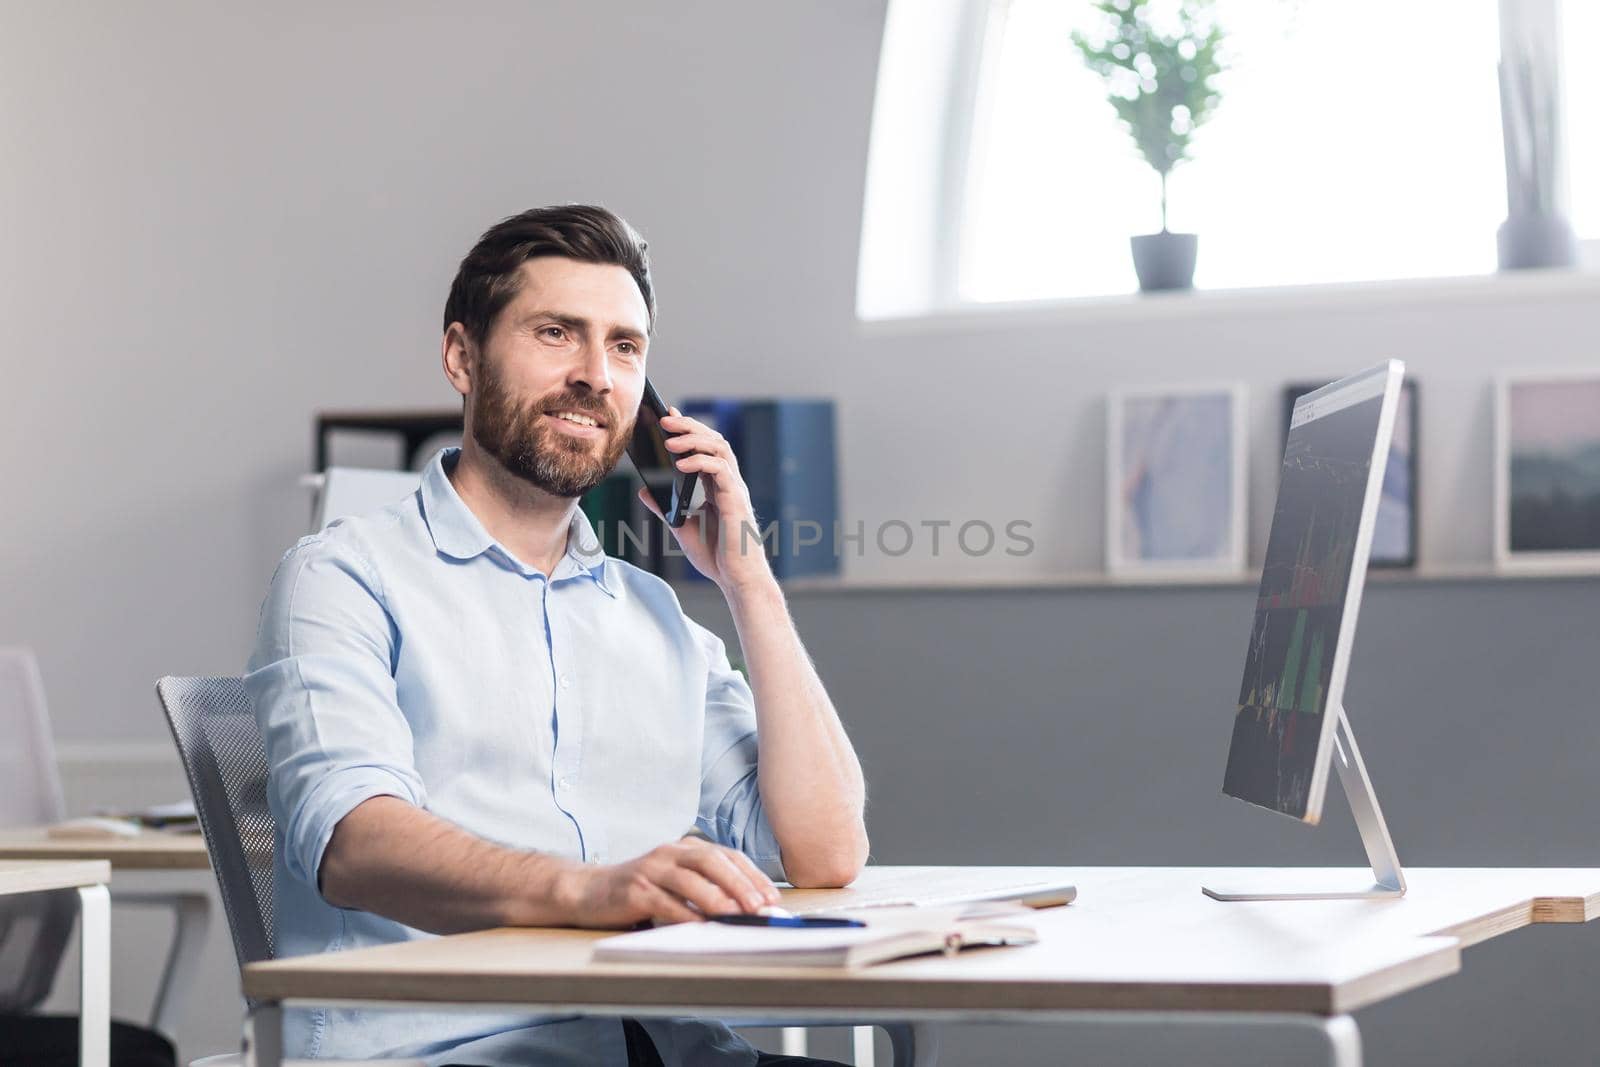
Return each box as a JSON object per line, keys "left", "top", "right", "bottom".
{"left": 671, "top": 564, "right": 1600, "bottom": 596}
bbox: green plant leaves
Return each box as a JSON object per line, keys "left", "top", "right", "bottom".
{"left": 1070, "top": 0, "right": 1227, "bottom": 178}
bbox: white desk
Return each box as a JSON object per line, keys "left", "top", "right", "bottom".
{"left": 0, "top": 828, "right": 212, "bottom": 1037}
{"left": 0, "top": 859, "right": 112, "bottom": 1067}
{"left": 237, "top": 865, "right": 1600, "bottom": 1067}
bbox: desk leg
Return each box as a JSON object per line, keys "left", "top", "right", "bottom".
{"left": 77, "top": 885, "right": 110, "bottom": 1067}
{"left": 151, "top": 892, "right": 211, "bottom": 1036}
{"left": 117, "top": 889, "right": 213, "bottom": 1036}
{"left": 882, "top": 1022, "right": 938, "bottom": 1067}
{"left": 780, "top": 1027, "right": 808, "bottom": 1055}
{"left": 245, "top": 1001, "right": 284, "bottom": 1067}
{"left": 852, "top": 1024, "right": 875, "bottom": 1066}
{"left": 1315, "top": 1014, "right": 1362, "bottom": 1067}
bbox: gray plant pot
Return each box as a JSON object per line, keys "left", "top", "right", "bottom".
{"left": 1497, "top": 213, "right": 1578, "bottom": 271}
{"left": 1130, "top": 231, "right": 1199, "bottom": 292}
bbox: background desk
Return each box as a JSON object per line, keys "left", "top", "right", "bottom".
{"left": 0, "top": 859, "right": 111, "bottom": 1067}
{"left": 241, "top": 865, "right": 1600, "bottom": 1067}
{"left": 0, "top": 829, "right": 211, "bottom": 1037}
{"left": 0, "top": 829, "right": 211, "bottom": 871}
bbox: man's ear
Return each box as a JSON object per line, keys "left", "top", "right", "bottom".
{"left": 441, "top": 323, "right": 474, "bottom": 400}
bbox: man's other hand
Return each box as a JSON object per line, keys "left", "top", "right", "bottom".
{"left": 558, "top": 837, "right": 782, "bottom": 927}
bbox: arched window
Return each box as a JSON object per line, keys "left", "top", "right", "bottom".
{"left": 859, "top": 0, "right": 1592, "bottom": 318}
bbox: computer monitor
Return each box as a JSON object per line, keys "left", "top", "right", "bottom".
{"left": 1206, "top": 360, "right": 1408, "bottom": 901}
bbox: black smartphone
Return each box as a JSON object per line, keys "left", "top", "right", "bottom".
{"left": 627, "top": 379, "right": 700, "bottom": 528}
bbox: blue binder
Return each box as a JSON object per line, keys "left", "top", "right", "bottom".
{"left": 678, "top": 398, "right": 839, "bottom": 580}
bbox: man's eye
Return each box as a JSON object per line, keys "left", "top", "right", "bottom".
{"left": 540, "top": 326, "right": 567, "bottom": 341}
{"left": 617, "top": 342, "right": 638, "bottom": 355}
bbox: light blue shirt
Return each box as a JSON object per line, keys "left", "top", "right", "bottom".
{"left": 246, "top": 448, "right": 784, "bottom": 1065}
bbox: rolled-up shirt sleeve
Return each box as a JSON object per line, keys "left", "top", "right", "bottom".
{"left": 245, "top": 533, "right": 426, "bottom": 897}
{"left": 690, "top": 621, "right": 787, "bottom": 883}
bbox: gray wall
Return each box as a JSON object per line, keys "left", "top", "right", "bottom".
{"left": 5, "top": 1, "right": 1599, "bottom": 1063}
{"left": 5, "top": 0, "right": 1599, "bottom": 743}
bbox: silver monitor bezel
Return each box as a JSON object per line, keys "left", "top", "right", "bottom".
{"left": 1250, "top": 359, "right": 1405, "bottom": 824}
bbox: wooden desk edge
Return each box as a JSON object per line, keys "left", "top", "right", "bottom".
{"left": 1330, "top": 938, "right": 1463, "bottom": 1015}
{"left": 1430, "top": 889, "right": 1600, "bottom": 947}
{"left": 0, "top": 859, "right": 113, "bottom": 895}
{"left": 240, "top": 967, "right": 1378, "bottom": 1017}
{"left": 244, "top": 935, "right": 1467, "bottom": 1018}
{"left": 0, "top": 834, "right": 213, "bottom": 871}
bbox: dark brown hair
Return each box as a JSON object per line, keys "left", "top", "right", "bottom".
{"left": 443, "top": 205, "right": 655, "bottom": 345}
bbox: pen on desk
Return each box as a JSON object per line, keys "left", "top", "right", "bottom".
{"left": 709, "top": 914, "right": 866, "bottom": 928}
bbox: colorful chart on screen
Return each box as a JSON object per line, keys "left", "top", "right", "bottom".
{"left": 1222, "top": 362, "right": 1402, "bottom": 822}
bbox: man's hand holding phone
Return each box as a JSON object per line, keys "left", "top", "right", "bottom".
{"left": 636, "top": 405, "right": 777, "bottom": 595}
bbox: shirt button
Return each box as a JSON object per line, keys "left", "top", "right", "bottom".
{"left": 559, "top": 675, "right": 571, "bottom": 689}
{"left": 589, "top": 856, "right": 604, "bottom": 865}
{"left": 558, "top": 777, "right": 572, "bottom": 791}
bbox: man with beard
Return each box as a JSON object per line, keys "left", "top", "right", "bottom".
{"left": 246, "top": 205, "right": 868, "bottom": 1066}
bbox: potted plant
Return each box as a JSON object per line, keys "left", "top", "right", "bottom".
{"left": 1072, "top": 0, "right": 1226, "bottom": 291}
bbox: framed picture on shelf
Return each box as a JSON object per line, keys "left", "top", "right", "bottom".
{"left": 1283, "top": 378, "right": 1418, "bottom": 569}
{"left": 1495, "top": 371, "right": 1600, "bottom": 572}
{"left": 1106, "top": 384, "right": 1247, "bottom": 579}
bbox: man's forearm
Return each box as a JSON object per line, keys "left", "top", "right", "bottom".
{"left": 726, "top": 578, "right": 869, "bottom": 887}
{"left": 319, "top": 796, "right": 577, "bottom": 934}
{"left": 320, "top": 797, "right": 779, "bottom": 931}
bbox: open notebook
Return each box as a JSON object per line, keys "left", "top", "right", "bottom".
{"left": 591, "top": 905, "right": 1039, "bottom": 969}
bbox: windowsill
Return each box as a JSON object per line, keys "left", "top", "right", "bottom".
{"left": 858, "top": 267, "right": 1600, "bottom": 335}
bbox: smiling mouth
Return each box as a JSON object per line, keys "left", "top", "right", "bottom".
{"left": 545, "top": 410, "right": 605, "bottom": 431}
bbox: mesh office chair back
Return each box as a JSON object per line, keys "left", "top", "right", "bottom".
{"left": 156, "top": 676, "right": 276, "bottom": 972}
{"left": 0, "top": 648, "right": 77, "bottom": 1012}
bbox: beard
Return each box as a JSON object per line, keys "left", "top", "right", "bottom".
{"left": 469, "top": 358, "right": 631, "bottom": 498}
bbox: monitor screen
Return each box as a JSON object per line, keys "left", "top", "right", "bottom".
{"left": 1222, "top": 361, "right": 1404, "bottom": 822}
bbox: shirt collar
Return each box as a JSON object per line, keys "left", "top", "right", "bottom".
{"left": 419, "top": 448, "right": 620, "bottom": 598}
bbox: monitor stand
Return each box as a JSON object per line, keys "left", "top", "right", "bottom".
{"left": 1202, "top": 705, "right": 1406, "bottom": 901}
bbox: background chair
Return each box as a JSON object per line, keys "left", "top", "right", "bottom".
{"left": 302, "top": 467, "right": 422, "bottom": 533}
{"left": 155, "top": 675, "right": 420, "bottom": 1067}
{"left": 156, "top": 675, "right": 932, "bottom": 1067}
{"left": 0, "top": 647, "right": 206, "bottom": 1066}
{"left": 0, "top": 648, "right": 77, "bottom": 1015}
